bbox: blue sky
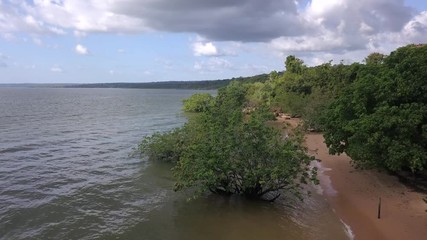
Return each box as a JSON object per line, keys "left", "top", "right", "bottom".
{"left": 0, "top": 0, "right": 426, "bottom": 83}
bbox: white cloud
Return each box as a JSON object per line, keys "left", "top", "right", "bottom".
{"left": 74, "top": 30, "right": 87, "bottom": 38}
{"left": 193, "top": 42, "right": 219, "bottom": 56}
{"left": 0, "top": 0, "right": 426, "bottom": 68}
{"left": 75, "top": 44, "right": 89, "bottom": 55}
{"left": 401, "top": 11, "right": 427, "bottom": 43}
{"left": 270, "top": 31, "right": 346, "bottom": 52}
{"left": 51, "top": 66, "right": 63, "bottom": 72}
{"left": 360, "top": 22, "right": 374, "bottom": 35}
{"left": 221, "top": 42, "right": 242, "bottom": 56}
{"left": 24, "top": 15, "right": 43, "bottom": 30}
{"left": 241, "top": 64, "right": 269, "bottom": 74}
{"left": 32, "top": 37, "right": 42, "bottom": 46}
{"left": 194, "top": 57, "right": 232, "bottom": 72}
{"left": 305, "top": 0, "right": 412, "bottom": 34}
{"left": 0, "top": 0, "right": 422, "bottom": 46}
{"left": 21, "top": 0, "right": 147, "bottom": 33}
{"left": 1, "top": 33, "right": 16, "bottom": 41}
{"left": 0, "top": 3, "right": 68, "bottom": 36}
{"left": 1, "top": 0, "right": 300, "bottom": 41}
{"left": 266, "top": 0, "right": 427, "bottom": 64}
{"left": 48, "top": 26, "right": 66, "bottom": 35}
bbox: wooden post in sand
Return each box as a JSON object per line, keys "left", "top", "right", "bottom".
{"left": 377, "top": 197, "right": 381, "bottom": 219}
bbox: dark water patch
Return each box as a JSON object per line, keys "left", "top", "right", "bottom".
{"left": 0, "top": 145, "right": 40, "bottom": 154}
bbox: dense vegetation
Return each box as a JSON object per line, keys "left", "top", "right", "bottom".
{"left": 246, "top": 44, "right": 427, "bottom": 173}
{"left": 140, "top": 44, "right": 427, "bottom": 201}
{"left": 182, "top": 93, "right": 214, "bottom": 112}
{"left": 140, "top": 82, "right": 317, "bottom": 201}
{"left": 322, "top": 45, "right": 427, "bottom": 172}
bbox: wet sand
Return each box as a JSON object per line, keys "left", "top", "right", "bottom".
{"left": 277, "top": 117, "right": 427, "bottom": 240}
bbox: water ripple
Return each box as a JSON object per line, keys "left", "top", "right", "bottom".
{"left": 0, "top": 88, "right": 201, "bottom": 240}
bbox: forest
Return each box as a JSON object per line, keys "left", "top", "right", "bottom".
{"left": 140, "top": 44, "right": 427, "bottom": 200}
{"left": 67, "top": 73, "right": 271, "bottom": 90}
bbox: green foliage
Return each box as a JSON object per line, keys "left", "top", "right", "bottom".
{"left": 227, "top": 44, "right": 427, "bottom": 174}
{"left": 216, "top": 81, "right": 248, "bottom": 110}
{"left": 182, "top": 93, "right": 214, "bottom": 113}
{"left": 175, "top": 84, "right": 315, "bottom": 200}
{"left": 285, "top": 55, "right": 306, "bottom": 74}
{"left": 322, "top": 44, "right": 427, "bottom": 172}
{"left": 174, "top": 108, "right": 315, "bottom": 201}
{"left": 267, "top": 56, "right": 361, "bottom": 130}
{"left": 364, "top": 52, "right": 386, "bottom": 65}
{"left": 269, "top": 70, "right": 279, "bottom": 81}
{"left": 302, "top": 88, "right": 331, "bottom": 130}
{"left": 272, "top": 90, "right": 306, "bottom": 117}
{"left": 141, "top": 81, "right": 316, "bottom": 201}
{"left": 255, "top": 104, "right": 277, "bottom": 121}
{"left": 245, "top": 82, "right": 272, "bottom": 107}
{"left": 139, "top": 127, "right": 190, "bottom": 163}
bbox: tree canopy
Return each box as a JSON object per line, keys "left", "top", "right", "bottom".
{"left": 322, "top": 44, "right": 427, "bottom": 172}
{"left": 140, "top": 82, "right": 317, "bottom": 201}
{"left": 224, "top": 44, "right": 427, "bottom": 173}
{"left": 182, "top": 93, "right": 214, "bottom": 113}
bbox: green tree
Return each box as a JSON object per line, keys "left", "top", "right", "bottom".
{"left": 322, "top": 44, "right": 427, "bottom": 172}
{"left": 141, "top": 82, "right": 317, "bottom": 201}
{"left": 245, "top": 82, "right": 272, "bottom": 107}
{"left": 174, "top": 108, "right": 315, "bottom": 201}
{"left": 364, "top": 52, "right": 386, "bottom": 65}
{"left": 269, "top": 70, "right": 279, "bottom": 81}
{"left": 285, "top": 55, "right": 306, "bottom": 74}
{"left": 182, "top": 93, "right": 214, "bottom": 112}
{"left": 139, "top": 126, "right": 191, "bottom": 163}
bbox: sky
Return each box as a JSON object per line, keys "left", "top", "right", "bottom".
{"left": 0, "top": 0, "right": 426, "bottom": 83}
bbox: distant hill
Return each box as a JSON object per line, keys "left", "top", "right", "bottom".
{"left": 67, "top": 73, "right": 276, "bottom": 90}
{"left": 0, "top": 73, "right": 280, "bottom": 90}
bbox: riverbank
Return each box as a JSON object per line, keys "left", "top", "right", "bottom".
{"left": 275, "top": 116, "right": 427, "bottom": 240}
{"left": 280, "top": 118, "right": 427, "bottom": 239}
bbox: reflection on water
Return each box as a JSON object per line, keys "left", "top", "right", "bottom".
{"left": 0, "top": 88, "right": 349, "bottom": 240}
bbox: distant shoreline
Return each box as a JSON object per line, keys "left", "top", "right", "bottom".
{"left": 0, "top": 82, "right": 220, "bottom": 90}
{"left": 0, "top": 73, "right": 272, "bottom": 90}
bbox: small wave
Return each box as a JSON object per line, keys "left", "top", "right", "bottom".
{"left": 60, "top": 130, "right": 75, "bottom": 134}
{"left": 311, "top": 160, "right": 337, "bottom": 196}
{"left": 0, "top": 145, "right": 37, "bottom": 154}
{"left": 340, "top": 219, "right": 355, "bottom": 240}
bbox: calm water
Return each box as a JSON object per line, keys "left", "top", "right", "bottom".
{"left": 0, "top": 88, "right": 349, "bottom": 240}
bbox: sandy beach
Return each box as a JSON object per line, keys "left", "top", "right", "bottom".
{"left": 278, "top": 117, "right": 427, "bottom": 240}
{"left": 306, "top": 132, "right": 427, "bottom": 240}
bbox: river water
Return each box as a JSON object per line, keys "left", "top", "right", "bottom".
{"left": 0, "top": 88, "right": 350, "bottom": 240}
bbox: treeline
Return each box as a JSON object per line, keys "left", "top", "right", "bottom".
{"left": 67, "top": 73, "right": 273, "bottom": 90}
{"left": 245, "top": 44, "right": 427, "bottom": 173}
